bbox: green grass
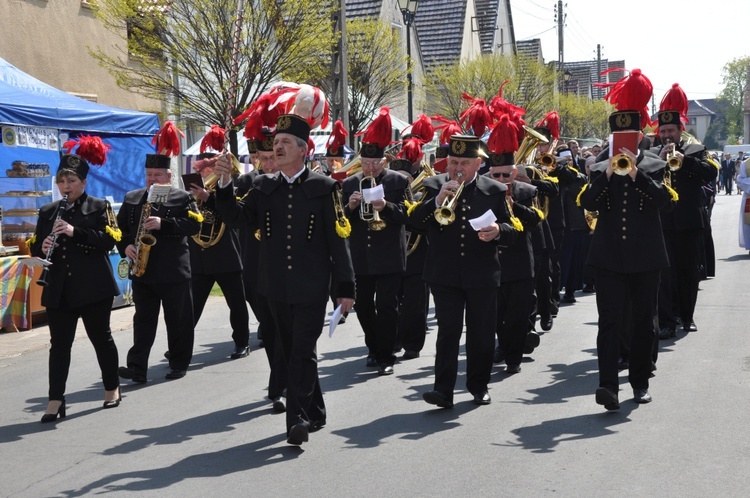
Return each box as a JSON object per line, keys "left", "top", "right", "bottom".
{"left": 209, "top": 283, "right": 224, "bottom": 296}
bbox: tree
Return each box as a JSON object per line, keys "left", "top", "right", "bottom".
{"left": 558, "top": 93, "right": 612, "bottom": 141}
{"left": 90, "top": 0, "right": 333, "bottom": 128}
{"left": 421, "top": 54, "right": 556, "bottom": 125}
{"left": 317, "top": 19, "right": 409, "bottom": 143}
{"left": 717, "top": 56, "right": 750, "bottom": 143}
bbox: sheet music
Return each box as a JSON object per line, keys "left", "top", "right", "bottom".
{"left": 362, "top": 184, "right": 385, "bottom": 203}
{"left": 148, "top": 184, "right": 172, "bottom": 203}
{"left": 469, "top": 209, "right": 497, "bottom": 231}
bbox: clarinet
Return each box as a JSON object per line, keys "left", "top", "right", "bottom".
{"left": 37, "top": 194, "right": 69, "bottom": 287}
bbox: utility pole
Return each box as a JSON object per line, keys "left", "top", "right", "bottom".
{"left": 555, "top": 1, "right": 566, "bottom": 93}
{"left": 596, "top": 44, "right": 602, "bottom": 100}
{"left": 330, "top": 0, "right": 350, "bottom": 137}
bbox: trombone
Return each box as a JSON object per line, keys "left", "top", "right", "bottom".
{"left": 360, "top": 176, "right": 386, "bottom": 231}
{"left": 434, "top": 174, "right": 465, "bottom": 226}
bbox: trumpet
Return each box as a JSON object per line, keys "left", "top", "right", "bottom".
{"left": 665, "top": 139, "right": 682, "bottom": 171}
{"left": 538, "top": 139, "right": 559, "bottom": 171}
{"left": 434, "top": 175, "right": 465, "bottom": 226}
{"left": 612, "top": 153, "right": 633, "bottom": 176}
{"left": 360, "top": 176, "right": 386, "bottom": 231}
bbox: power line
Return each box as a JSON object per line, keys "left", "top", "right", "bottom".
{"left": 517, "top": 26, "right": 557, "bottom": 41}
{"left": 512, "top": 3, "right": 553, "bottom": 21}
{"left": 565, "top": 11, "right": 597, "bottom": 45}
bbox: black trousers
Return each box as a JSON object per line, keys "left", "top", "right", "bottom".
{"left": 242, "top": 267, "right": 264, "bottom": 340}
{"left": 560, "top": 229, "right": 588, "bottom": 293}
{"left": 354, "top": 273, "right": 401, "bottom": 365}
{"left": 192, "top": 271, "right": 249, "bottom": 347}
{"left": 594, "top": 268, "right": 660, "bottom": 392}
{"left": 497, "top": 278, "right": 535, "bottom": 367}
{"left": 549, "top": 228, "right": 564, "bottom": 302}
{"left": 534, "top": 250, "right": 552, "bottom": 321}
{"left": 430, "top": 284, "right": 496, "bottom": 398}
{"left": 397, "top": 274, "right": 429, "bottom": 354}
{"left": 256, "top": 291, "right": 287, "bottom": 400}
{"left": 128, "top": 280, "right": 194, "bottom": 375}
{"left": 47, "top": 298, "right": 118, "bottom": 401}
{"left": 661, "top": 229, "right": 703, "bottom": 324}
{"left": 269, "top": 299, "right": 327, "bottom": 433}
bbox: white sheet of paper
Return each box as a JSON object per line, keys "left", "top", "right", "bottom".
{"left": 17, "top": 257, "right": 52, "bottom": 267}
{"left": 329, "top": 304, "right": 343, "bottom": 338}
{"left": 469, "top": 209, "right": 497, "bottom": 231}
{"left": 362, "top": 184, "right": 384, "bottom": 203}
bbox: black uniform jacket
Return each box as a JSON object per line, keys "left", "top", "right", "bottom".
{"left": 652, "top": 143, "right": 717, "bottom": 231}
{"left": 546, "top": 163, "right": 579, "bottom": 230}
{"left": 493, "top": 179, "right": 542, "bottom": 283}
{"left": 528, "top": 174, "right": 559, "bottom": 252}
{"left": 215, "top": 167, "right": 355, "bottom": 303}
{"left": 342, "top": 169, "right": 408, "bottom": 275}
{"left": 232, "top": 171, "right": 261, "bottom": 283}
{"left": 408, "top": 173, "right": 515, "bottom": 289}
{"left": 30, "top": 193, "right": 120, "bottom": 308}
{"left": 580, "top": 153, "right": 670, "bottom": 273}
{"left": 188, "top": 193, "right": 243, "bottom": 275}
{"left": 116, "top": 187, "right": 200, "bottom": 284}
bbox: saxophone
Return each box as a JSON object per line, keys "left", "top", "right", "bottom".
{"left": 130, "top": 201, "right": 157, "bottom": 277}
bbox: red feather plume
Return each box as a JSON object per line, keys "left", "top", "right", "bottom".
{"left": 63, "top": 135, "right": 111, "bottom": 166}
{"left": 488, "top": 80, "right": 527, "bottom": 119}
{"left": 659, "top": 83, "right": 689, "bottom": 125}
{"left": 397, "top": 136, "right": 423, "bottom": 164}
{"left": 307, "top": 138, "right": 316, "bottom": 158}
{"left": 599, "top": 68, "right": 654, "bottom": 129}
{"left": 200, "top": 124, "right": 226, "bottom": 153}
{"left": 459, "top": 93, "right": 493, "bottom": 137}
{"left": 326, "top": 120, "right": 348, "bottom": 152}
{"left": 361, "top": 107, "right": 392, "bottom": 148}
{"left": 488, "top": 115, "right": 520, "bottom": 155}
{"left": 535, "top": 111, "right": 560, "bottom": 140}
{"left": 410, "top": 114, "right": 435, "bottom": 143}
{"left": 432, "top": 115, "right": 463, "bottom": 145}
{"left": 152, "top": 121, "right": 185, "bottom": 157}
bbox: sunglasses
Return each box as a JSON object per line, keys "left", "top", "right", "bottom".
{"left": 492, "top": 172, "right": 512, "bottom": 178}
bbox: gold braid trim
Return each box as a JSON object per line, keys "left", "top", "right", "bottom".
{"left": 532, "top": 205, "right": 546, "bottom": 220}
{"left": 546, "top": 176, "right": 559, "bottom": 183}
{"left": 335, "top": 217, "right": 352, "bottom": 238}
{"left": 188, "top": 210, "right": 205, "bottom": 223}
{"left": 510, "top": 215, "right": 524, "bottom": 231}
{"left": 575, "top": 183, "right": 588, "bottom": 207}
{"left": 404, "top": 199, "right": 422, "bottom": 216}
{"left": 569, "top": 166, "right": 580, "bottom": 175}
{"left": 665, "top": 184, "right": 679, "bottom": 202}
{"left": 105, "top": 226, "right": 122, "bottom": 242}
{"left": 26, "top": 233, "right": 37, "bottom": 246}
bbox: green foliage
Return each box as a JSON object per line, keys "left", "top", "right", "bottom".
{"left": 421, "top": 54, "right": 556, "bottom": 124}
{"left": 90, "top": 0, "right": 333, "bottom": 127}
{"left": 717, "top": 56, "right": 750, "bottom": 143}
{"left": 558, "top": 94, "right": 613, "bottom": 140}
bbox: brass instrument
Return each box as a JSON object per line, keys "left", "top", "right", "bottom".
{"left": 665, "top": 139, "right": 682, "bottom": 171}
{"left": 130, "top": 201, "right": 157, "bottom": 277}
{"left": 515, "top": 126, "right": 549, "bottom": 166}
{"left": 336, "top": 153, "right": 361, "bottom": 177}
{"left": 192, "top": 158, "right": 241, "bottom": 248}
{"left": 410, "top": 162, "right": 436, "bottom": 192}
{"left": 538, "top": 139, "right": 559, "bottom": 171}
{"left": 37, "top": 194, "right": 69, "bottom": 287}
{"left": 404, "top": 184, "right": 421, "bottom": 256}
{"left": 360, "top": 176, "right": 386, "bottom": 230}
{"left": 584, "top": 209, "right": 599, "bottom": 231}
{"left": 434, "top": 175, "right": 465, "bottom": 225}
{"left": 612, "top": 153, "right": 633, "bottom": 176}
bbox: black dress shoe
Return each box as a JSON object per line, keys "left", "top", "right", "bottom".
{"left": 561, "top": 293, "right": 577, "bottom": 303}
{"left": 365, "top": 355, "right": 378, "bottom": 368}
{"left": 472, "top": 391, "right": 491, "bottom": 405}
{"left": 506, "top": 364, "right": 521, "bottom": 374}
{"left": 103, "top": 396, "right": 122, "bottom": 409}
{"left": 272, "top": 397, "right": 286, "bottom": 413}
{"left": 581, "top": 285, "right": 595, "bottom": 293}
{"left": 287, "top": 422, "right": 309, "bottom": 445}
{"left": 230, "top": 345, "right": 250, "bottom": 359}
{"left": 550, "top": 302, "right": 559, "bottom": 317}
{"left": 595, "top": 387, "right": 620, "bottom": 410}
{"left": 658, "top": 327, "right": 676, "bottom": 340}
{"left": 165, "top": 369, "right": 187, "bottom": 380}
{"left": 309, "top": 419, "right": 327, "bottom": 433}
{"left": 422, "top": 390, "right": 454, "bottom": 408}
{"left": 164, "top": 351, "right": 171, "bottom": 360}
{"left": 683, "top": 321, "right": 697, "bottom": 332}
{"left": 633, "top": 388, "right": 652, "bottom": 404}
{"left": 540, "top": 316, "right": 553, "bottom": 331}
{"left": 41, "top": 399, "right": 66, "bottom": 423}
{"left": 118, "top": 366, "right": 147, "bottom": 384}
{"left": 378, "top": 364, "right": 394, "bottom": 375}
{"left": 401, "top": 350, "right": 420, "bottom": 360}
{"left": 523, "top": 331, "right": 540, "bottom": 354}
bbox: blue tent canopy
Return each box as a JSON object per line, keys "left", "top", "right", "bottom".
{"left": 0, "top": 57, "right": 161, "bottom": 201}
{"left": 0, "top": 57, "right": 160, "bottom": 134}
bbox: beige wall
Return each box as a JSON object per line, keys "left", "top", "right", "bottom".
{"left": 0, "top": 0, "right": 161, "bottom": 114}
{"left": 460, "top": 1, "right": 482, "bottom": 61}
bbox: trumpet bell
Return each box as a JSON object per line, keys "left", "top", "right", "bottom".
{"left": 612, "top": 154, "right": 633, "bottom": 176}
{"left": 434, "top": 207, "right": 456, "bottom": 225}
{"left": 515, "top": 126, "right": 549, "bottom": 165}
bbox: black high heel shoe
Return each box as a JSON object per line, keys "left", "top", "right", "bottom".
{"left": 103, "top": 389, "right": 122, "bottom": 409}
{"left": 41, "top": 400, "right": 66, "bottom": 423}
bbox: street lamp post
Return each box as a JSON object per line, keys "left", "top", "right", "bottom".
{"left": 563, "top": 69, "right": 571, "bottom": 95}
{"left": 398, "top": 0, "right": 419, "bottom": 124}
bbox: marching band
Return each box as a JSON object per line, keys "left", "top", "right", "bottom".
{"left": 28, "top": 74, "right": 719, "bottom": 446}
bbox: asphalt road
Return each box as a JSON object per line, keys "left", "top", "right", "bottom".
{"left": 1, "top": 192, "right": 749, "bottom": 497}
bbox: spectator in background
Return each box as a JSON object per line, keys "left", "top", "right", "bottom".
{"left": 720, "top": 153, "right": 735, "bottom": 194}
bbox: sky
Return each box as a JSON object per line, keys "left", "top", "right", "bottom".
{"left": 510, "top": 0, "right": 750, "bottom": 101}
